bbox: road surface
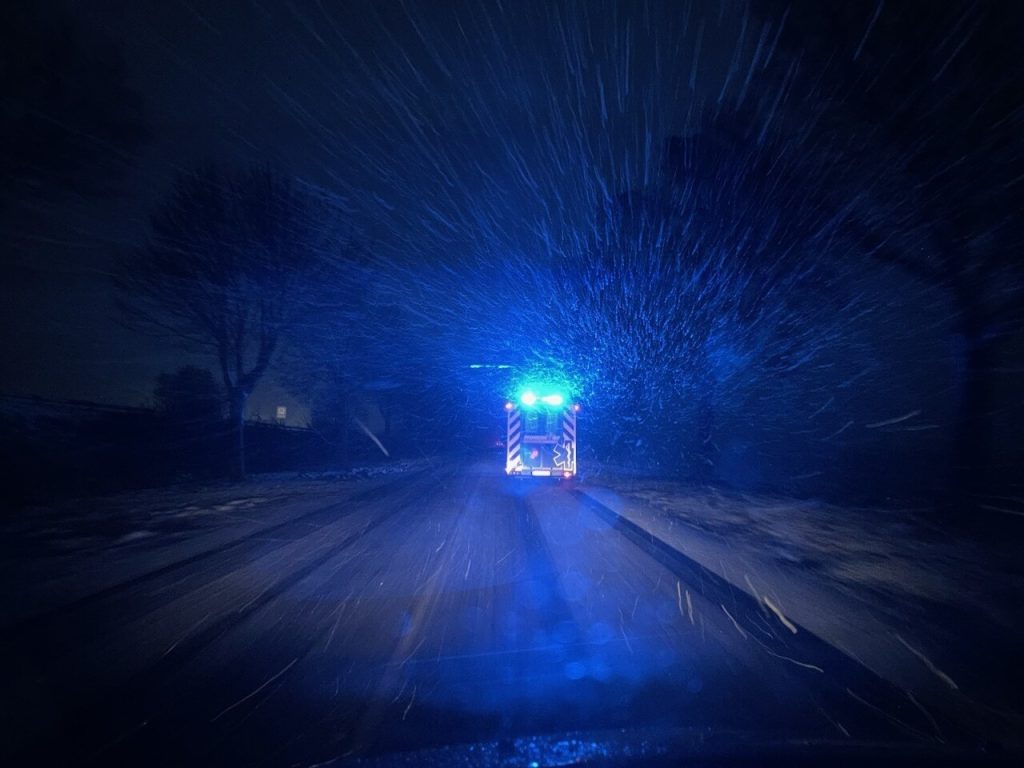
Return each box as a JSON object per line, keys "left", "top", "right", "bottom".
{"left": 2, "top": 462, "right": 963, "bottom": 765}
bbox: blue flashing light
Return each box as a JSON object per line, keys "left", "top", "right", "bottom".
{"left": 519, "top": 387, "right": 569, "bottom": 408}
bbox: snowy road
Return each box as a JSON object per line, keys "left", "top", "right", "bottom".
{"left": 0, "top": 462, "right": 981, "bottom": 765}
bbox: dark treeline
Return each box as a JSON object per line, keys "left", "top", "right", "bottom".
{"left": 0, "top": 395, "right": 439, "bottom": 511}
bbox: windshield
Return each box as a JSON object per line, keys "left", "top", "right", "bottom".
{"left": 2, "top": 1, "right": 1022, "bottom": 766}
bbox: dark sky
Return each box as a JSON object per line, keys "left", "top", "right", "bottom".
{"left": 2, "top": 1, "right": 378, "bottom": 417}
{"left": 1, "top": 0, "right": 747, "bottom": 421}
{"left": 3, "top": 0, "right": 1015, "bottom": 443}
{"left": 2, "top": 1, "right": 278, "bottom": 408}
{"left": 2, "top": 1, "right": 406, "bottom": 416}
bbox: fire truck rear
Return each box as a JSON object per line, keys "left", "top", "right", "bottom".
{"left": 504, "top": 390, "right": 578, "bottom": 478}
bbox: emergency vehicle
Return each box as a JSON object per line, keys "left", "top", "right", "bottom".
{"left": 504, "top": 389, "right": 578, "bottom": 478}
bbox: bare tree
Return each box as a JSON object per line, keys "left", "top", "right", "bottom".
{"left": 117, "top": 166, "right": 339, "bottom": 478}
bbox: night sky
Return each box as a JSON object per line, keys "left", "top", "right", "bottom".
{"left": 4, "top": 1, "right": 335, "bottom": 417}
{"left": 3, "top": 0, "right": 745, "bottom": 418}
{"left": 2, "top": 0, "right": 1022, "bottom": 453}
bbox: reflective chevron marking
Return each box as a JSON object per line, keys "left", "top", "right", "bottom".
{"left": 562, "top": 408, "right": 577, "bottom": 473}
{"left": 506, "top": 407, "right": 522, "bottom": 473}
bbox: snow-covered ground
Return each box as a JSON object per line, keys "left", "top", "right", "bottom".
{"left": 581, "top": 467, "right": 1024, "bottom": 743}
{"left": 0, "top": 458, "right": 433, "bottom": 628}
{"left": 3, "top": 456, "right": 1021, "bottom": 752}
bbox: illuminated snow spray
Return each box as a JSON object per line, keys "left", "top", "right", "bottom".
{"left": 505, "top": 387, "right": 579, "bottom": 478}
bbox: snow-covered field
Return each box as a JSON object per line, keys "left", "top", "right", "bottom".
{"left": 0, "top": 458, "right": 433, "bottom": 627}
{"left": 581, "top": 469, "right": 1024, "bottom": 742}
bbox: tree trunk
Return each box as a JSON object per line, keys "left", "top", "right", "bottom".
{"left": 229, "top": 387, "right": 249, "bottom": 480}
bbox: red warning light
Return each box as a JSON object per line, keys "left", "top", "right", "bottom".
{"left": 563, "top": 471, "right": 572, "bottom": 479}
{"left": 572, "top": 403, "right": 581, "bottom": 412}
{"left": 504, "top": 402, "right": 514, "bottom": 410}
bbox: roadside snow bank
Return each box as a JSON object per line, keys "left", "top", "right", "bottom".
{"left": 0, "top": 457, "right": 434, "bottom": 627}
{"left": 581, "top": 470, "right": 1024, "bottom": 744}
